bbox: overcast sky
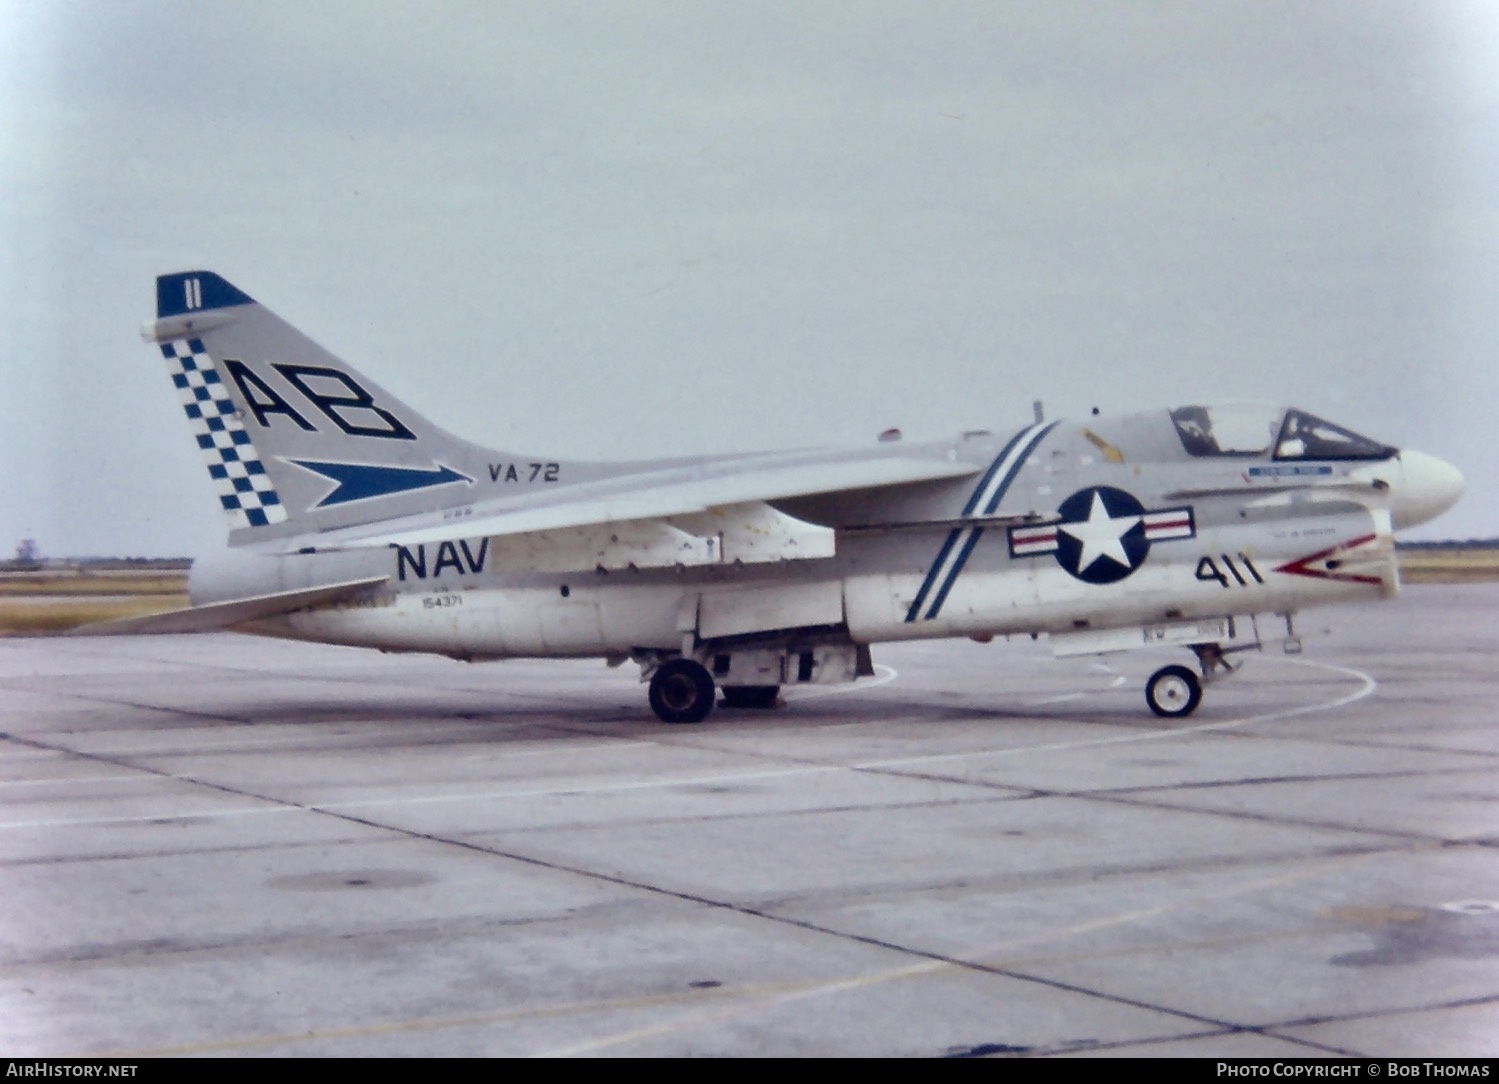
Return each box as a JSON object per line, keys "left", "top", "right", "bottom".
{"left": 2, "top": 1, "right": 1495, "bottom": 557}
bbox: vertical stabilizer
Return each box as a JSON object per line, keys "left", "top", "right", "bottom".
{"left": 145, "top": 271, "right": 501, "bottom": 545}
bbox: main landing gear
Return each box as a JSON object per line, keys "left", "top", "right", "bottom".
{"left": 648, "top": 658, "right": 717, "bottom": 724}
{"left": 646, "top": 659, "right": 785, "bottom": 723}
{"left": 642, "top": 640, "right": 861, "bottom": 723}
{"left": 1144, "top": 642, "right": 1243, "bottom": 719}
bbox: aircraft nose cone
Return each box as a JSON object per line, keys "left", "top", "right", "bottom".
{"left": 1392, "top": 449, "right": 1465, "bottom": 530}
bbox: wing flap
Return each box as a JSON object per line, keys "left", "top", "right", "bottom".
{"left": 670, "top": 503, "right": 836, "bottom": 564}
{"left": 66, "top": 576, "right": 388, "bottom": 636}
{"left": 486, "top": 520, "right": 715, "bottom": 574}
{"left": 457, "top": 502, "right": 836, "bottom": 575}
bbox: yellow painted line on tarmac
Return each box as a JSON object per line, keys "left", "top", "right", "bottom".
{"left": 90, "top": 847, "right": 1377, "bottom": 1058}
{"left": 87, "top": 658, "right": 1386, "bottom": 1058}
{"left": 542, "top": 846, "right": 1389, "bottom": 1056}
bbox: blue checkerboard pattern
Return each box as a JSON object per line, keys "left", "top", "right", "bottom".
{"left": 161, "top": 338, "right": 288, "bottom": 530}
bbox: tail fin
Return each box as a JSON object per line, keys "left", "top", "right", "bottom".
{"left": 146, "top": 271, "right": 493, "bottom": 545}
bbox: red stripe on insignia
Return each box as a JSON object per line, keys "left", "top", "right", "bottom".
{"left": 1144, "top": 524, "right": 1191, "bottom": 539}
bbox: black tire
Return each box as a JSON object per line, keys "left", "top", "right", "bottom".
{"left": 649, "top": 659, "right": 716, "bottom": 724}
{"left": 1146, "top": 664, "right": 1202, "bottom": 718}
{"left": 720, "top": 685, "right": 781, "bottom": 710}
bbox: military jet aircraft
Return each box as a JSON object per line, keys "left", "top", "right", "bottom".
{"left": 81, "top": 271, "right": 1465, "bottom": 723}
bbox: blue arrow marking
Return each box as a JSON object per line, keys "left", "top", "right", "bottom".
{"left": 289, "top": 460, "right": 474, "bottom": 507}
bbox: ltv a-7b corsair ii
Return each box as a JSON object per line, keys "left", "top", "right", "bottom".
{"left": 82, "top": 271, "right": 1464, "bottom": 722}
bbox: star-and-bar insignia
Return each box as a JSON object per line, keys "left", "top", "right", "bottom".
{"left": 1008, "top": 486, "right": 1195, "bottom": 585}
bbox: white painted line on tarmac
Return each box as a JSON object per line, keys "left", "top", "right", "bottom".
{"left": 318, "top": 764, "right": 842, "bottom": 810}
{"left": 0, "top": 774, "right": 156, "bottom": 789}
{"left": 1441, "top": 900, "right": 1499, "bottom": 915}
{"left": 57, "top": 723, "right": 509, "bottom": 757}
{"left": 782, "top": 664, "right": 899, "bottom": 700}
{"left": 856, "top": 657, "right": 1378, "bottom": 769}
{"left": 0, "top": 805, "right": 301, "bottom": 829}
{"left": 0, "top": 661, "right": 1377, "bottom": 828}
{"left": 0, "top": 761, "right": 845, "bottom": 826}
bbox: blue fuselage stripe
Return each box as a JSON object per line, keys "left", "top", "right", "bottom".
{"left": 960, "top": 425, "right": 1033, "bottom": 516}
{"left": 923, "top": 526, "right": 985, "bottom": 620}
{"left": 979, "top": 435, "right": 1044, "bottom": 515}
{"left": 904, "top": 526, "right": 964, "bottom": 623}
{"left": 905, "top": 421, "right": 1058, "bottom": 623}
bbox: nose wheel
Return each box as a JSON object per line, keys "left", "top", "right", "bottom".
{"left": 1146, "top": 664, "right": 1202, "bottom": 718}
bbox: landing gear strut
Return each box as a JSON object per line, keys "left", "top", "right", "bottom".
{"left": 648, "top": 658, "right": 716, "bottom": 724}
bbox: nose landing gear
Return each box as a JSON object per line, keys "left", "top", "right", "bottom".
{"left": 1145, "top": 641, "right": 1247, "bottom": 718}
{"left": 1145, "top": 665, "right": 1202, "bottom": 717}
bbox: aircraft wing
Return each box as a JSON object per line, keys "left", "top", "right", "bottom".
{"left": 284, "top": 452, "right": 980, "bottom": 552}
{"left": 66, "top": 577, "right": 388, "bottom": 636}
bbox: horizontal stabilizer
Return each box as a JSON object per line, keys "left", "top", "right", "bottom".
{"left": 67, "top": 577, "right": 388, "bottom": 637}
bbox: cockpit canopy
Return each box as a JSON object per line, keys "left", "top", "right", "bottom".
{"left": 1170, "top": 404, "right": 1396, "bottom": 461}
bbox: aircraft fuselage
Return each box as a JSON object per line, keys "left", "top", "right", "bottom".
{"left": 196, "top": 411, "right": 1401, "bottom": 665}
{"left": 99, "top": 272, "right": 1463, "bottom": 722}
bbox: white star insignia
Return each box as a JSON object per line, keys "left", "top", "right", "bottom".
{"left": 1059, "top": 491, "right": 1140, "bottom": 573}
